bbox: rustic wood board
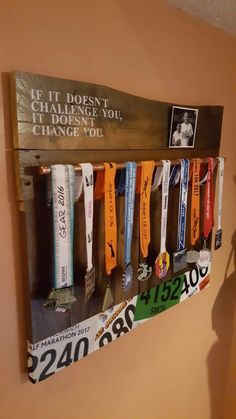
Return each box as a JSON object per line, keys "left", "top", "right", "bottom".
{"left": 11, "top": 71, "right": 223, "bottom": 151}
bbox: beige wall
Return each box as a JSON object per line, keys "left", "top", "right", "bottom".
{"left": 0, "top": 1, "right": 236, "bottom": 418}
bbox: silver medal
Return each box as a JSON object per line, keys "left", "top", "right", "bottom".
{"left": 186, "top": 249, "right": 200, "bottom": 264}
{"left": 197, "top": 249, "right": 211, "bottom": 268}
{"left": 173, "top": 249, "right": 187, "bottom": 273}
{"left": 122, "top": 264, "right": 133, "bottom": 291}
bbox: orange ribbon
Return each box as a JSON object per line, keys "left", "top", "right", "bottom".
{"left": 139, "top": 161, "right": 155, "bottom": 258}
{"left": 104, "top": 163, "right": 117, "bottom": 275}
{"left": 191, "top": 158, "right": 201, "bottom": 245}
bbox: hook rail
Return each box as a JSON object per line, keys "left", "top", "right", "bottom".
{"left": 36, "top": 157, "right": 224, "bottom": 176}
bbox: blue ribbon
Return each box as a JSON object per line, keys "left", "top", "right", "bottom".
{"left": 124, "top": 162, "right": 137, "bottom": 265}
{"left": 169, "top": 165, "right": 180, "bottom": 187}
{"left": 116, "top": 168, "right": 126, "bottom": 195}
{"left": 177, "top": 159, "right": 189, "bottom": 251}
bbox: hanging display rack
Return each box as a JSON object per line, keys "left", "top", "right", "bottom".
{"left": 36, "top": 157, "right": 225, "bottom": 175}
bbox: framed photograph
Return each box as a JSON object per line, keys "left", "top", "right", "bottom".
{"left": 169, "top": 106, "right": 198, "bottom": 148}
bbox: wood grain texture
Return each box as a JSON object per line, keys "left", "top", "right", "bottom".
{"left": 11, "top": 71, "right": 223, "bottom": 151}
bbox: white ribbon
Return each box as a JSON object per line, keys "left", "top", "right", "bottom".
{"left": 160, "top": 160, "right": 170, "bottom": 253}
{"left": 51, "top": 165, "right": 74, "bottom": 289}
{"left": 151, "top": 166, "right": 163, "bottom": 191}
{"left": 80, "top": 163, "right": 94, "bottom": 272}
{"left": 217, "top": 157, "right": 224, "bottom": 230}
{"left": 74, "top": 172, "right": 83, "bottom": 201}
{"left": 47, "top": 170, "right": 83, "bottom": 204}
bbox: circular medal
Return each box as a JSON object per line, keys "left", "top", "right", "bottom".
{"left": 122, "top": 264, "right": 133, "bottom": 291}
{"left": 186, "top": 249, "right": 199, "bottom": 264}
{"left": 197, "top": 249, "right": 211, "bottom": 268}
{"left": 138, "top": 262, "right": 152, "bottom": 281}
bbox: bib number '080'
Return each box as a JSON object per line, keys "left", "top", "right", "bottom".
{"left": 99, "top": 304, "right": 135, "bottom": 348}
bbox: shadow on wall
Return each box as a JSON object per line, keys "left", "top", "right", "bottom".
{"left": 207, "top": 229, "right": 236, "bottom": 419}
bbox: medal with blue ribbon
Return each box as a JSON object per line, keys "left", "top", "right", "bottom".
{"left": 173, "top": 159, "right": 189, "bottom": 273}
{"left": 45, "top": 164, "right": 76, "bottom": 311}
{"left": 122, "top": 162, "right": 137, "bottom": 291}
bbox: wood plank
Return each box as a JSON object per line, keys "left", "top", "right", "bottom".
{"left": 11, "top": 71, "right": 223, "bottom": 151}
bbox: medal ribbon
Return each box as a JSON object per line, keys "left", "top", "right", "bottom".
{"left": 116, "top": 168, "right": 126, "bottom": 195}
{"left": 104, "top": 163, "right": 117, "bottom": 275}
{"left": 190, "top": 159, "right": 200, "bottom": 246}
{"left": 216, "top": 157, "right": 224, "bottom": 231}
{"left": 160, "top": 160, "right": 171, "bottom": 253}
{"left": 177, "top": 159, "right": 189, "bottom": 251}
{"left": 74, "top": 172, "right": 83, "bottom": 201}
{"left": 203, "top": 157, "right": 214, "bottom": 239}
{"left": 151, "top": 166, "right": 163, "bottom": 191}
{"left": 124, "top": 162, "right": 137, "bottom": 266}
{"left": 140, "top": 161, "right": 155, "bottom": 258}
{"left": 169, "top": 165, "right": 180, "bottom": 187}
{"left": 80, "top": 163, "right": 94, "bottom": 272}
{"left": 51, "top": 165, "right": 75, "bottom": 289}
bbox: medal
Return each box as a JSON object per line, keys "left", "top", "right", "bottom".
{"left": 187, "top": 158, "right": 201, "bottom": 264}
{"left": 104, "top": 162, "right": 117, "bottom": 275}
{"left": 123, "top": 264, "right": 133, "bottom": 291}
{"left": 197, "top": 245, "right": 211, "bottom": 267}
{"left": 102, "top": 162, "right": 117, "bottom": 310}
{"left": 197, "top": 158, "right": 214, "bottom": 268}
{"left": 80, "top": 163, "right": 95, "bottom": 301}
{"left": 122, "top": 162, "right": 137, "bottom": 291}
{"left": 215, "top": 157, "right": 224, "bottom": 250}
{"left": 102, "top": 284, "right": 114, "bottom": 312}
{"left": 138, "top": 160, "right": 155, "bottom": 281}
{"left": 45, "top": 165, "right": 76, "bottom": 311}
{"left": 155, "top": 160, "right": 171, "bottom": 279}
{"left": 173, "top": 159, "right": 189, "bottom": 273}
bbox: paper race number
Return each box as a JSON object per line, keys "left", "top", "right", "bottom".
{"left": 28, "top": 315, "right": 97, "bottom": 383}
{"left": 95, "top": 297, "right": 137, "bottom": 349}
{"left": 134, "top": 264, "right": 210, "bottom": 321}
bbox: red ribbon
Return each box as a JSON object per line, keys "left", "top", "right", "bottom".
{"left": 203, "top": 158, "right": 214, "bottom": 239}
